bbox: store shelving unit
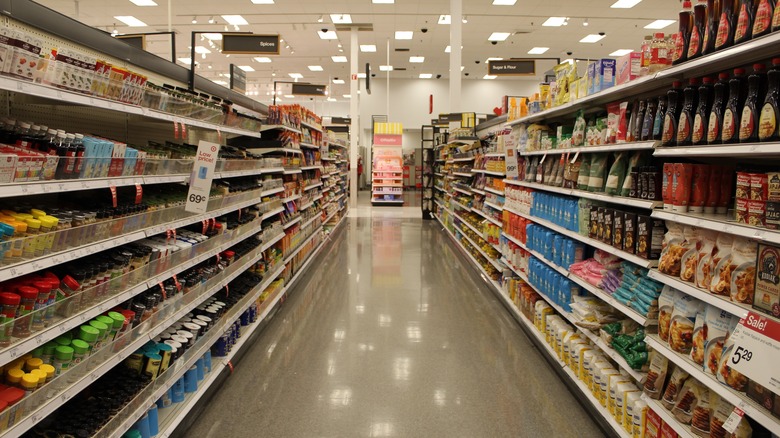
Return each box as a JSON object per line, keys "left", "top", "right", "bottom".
{"left": 371, "top": 124, "right": 404, "bottom": 205}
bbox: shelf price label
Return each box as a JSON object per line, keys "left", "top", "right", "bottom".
{"left": 505, "top": 148, "right": 519, "bottom": 179}
{"left": 729, "top": 312, "right": 780, "bottom": 396}
{"left": 185, "top": 141, "right": 221, "bottom": 214}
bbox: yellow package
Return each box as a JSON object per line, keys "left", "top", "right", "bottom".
{"left": 615, "top": 382, "right": 639, "bottom": 425}
{"left": 534, "top": 301, "right": 551, "bottom": 330}
{"left": 608, "top": 374, "right": 631, "bottom": 416}
{"left": 598, "top": 369, "right": 620, "bottom": 406}
{"left": 588, "top": 358, "right": 610, "bottom": 392}
{"left": 623, "top": 392, "right": 641, "bottom": 433}
{"left": 580, "top": 350, "right": 601, "bottom": 382}
{"left": 632, "top": 400, "right": 648, "bottom": 438}
{"left": 562, "top": 333, "right": 582, "bottom": 363}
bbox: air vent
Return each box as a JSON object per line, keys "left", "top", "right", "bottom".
{"left": 334, "top": 23, "right": 374, "bottom": 31}
{"left": 394, "top": 67, "right": 407, "bottom": 71}
{"left": 395, "top": 48, "right": 410, "bottom": 52}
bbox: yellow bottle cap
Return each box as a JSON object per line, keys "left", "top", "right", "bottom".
{"left": 30, "top": 209, "right": 46, "bottom": 219}
{"left": 16, "top": 214, "right": 33, "bottom": 220}
{"left": 6, "top": 368, "right": 24, "bottom": 384}
{"left": 24, "top": 218, "right": 41, "bottom": 230}
{"left": 12, "top": 221, "right": 27, "bottom": 234}
{"left": 39, "top": 364, "right": 55, "bottom": 379}
{"left": 21, "top": 373, "right": 38, "bottom": 390}
{"left": 25, "top": 358, "right": 43, "bottom": 372}
{"left": 40, "top": 216, "right": 58, "bottom": 228}
{"left": 9, "top": 359, "right": 25, "bottom": 370}
{"left": 31, "top": 369, "right": 47, "bottom": 386}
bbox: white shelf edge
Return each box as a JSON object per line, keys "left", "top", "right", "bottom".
{"left": 646, "top": 270, "right": 753, "bottom": 321}
{"left": 652, "top": 210, "right": 780, "bottom": 245}
{"left": 520, "top": 141, "right": 657, "bottom": 156}
{"left": 508, "top": 180, "right": 662, "bottom": 210}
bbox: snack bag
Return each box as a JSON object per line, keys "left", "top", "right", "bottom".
{"left": 659, "top": 222, "right": 686, "bottom": 277}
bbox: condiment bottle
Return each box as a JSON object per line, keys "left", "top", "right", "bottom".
{"left": 734, "top": 0, "right": 758, "bottom": 43}
{"left": 662, "top": 81, "right": 685, "bottom": 146}
{"left": 740, "top": 63, "right": 767, "bottom": 142}
{"left": 759, "top": 58, "right": 780, "bottom": 142}
{"left": 723, "top": 68, "right": 747, "bottom": 144}
{"left": 673, "top": 0, "right": 694, "bottom": 65}
{"left": 704, "top": 0, "right": 722, "bottom": 54}
{"left": 12, "top": 287, "right": 38, "bottom": 338}
{"left": 0, "top": 293, "right": 19, "bottom": 347}
{"left": 689, "top": 0, "right": 708, "bottom": 60}
{"left": 70, "top": 339, "right": 89, "bottom": 366}
{"left": 641, "top": 98, "right": 658, "bottom": 141}
{"left": 650, "top": 33, "right": 668, "bottom": 73}
{"left": 694, "top": 77, "right": 716, "bottom": 145}
{"left": 753, "top": 0, "right": 776, "bottom": 36}
{"left": 78, "top": 325, "right": 99, "bottom": 355}
{"left": 52, "top": 345, "right": 74, "bottom": 376}
{"left": 678, "top": 78, "right": 701, "bottom": 146}
{"left": 708, "top": 72, "right": 731, "bottom": 143}
{"left": 107, "top": 311, "right": 125, "bottom": 340}
{"left": 653, "top": 95, "right": 668, "bottom": 140}
{"left": 773, "top": 0, "right": 780, "bottom": 30}
{"left": 640, "top": 35, "right": 653, "bottom": 76}
{"left": 715, "top": 0, "right": 739, "bottom": 50}
{"left": 54, "top": 132, "right": 69, "bottom": 180}
{"left": 73, "top": 134, "right": 85, "bottom": 179}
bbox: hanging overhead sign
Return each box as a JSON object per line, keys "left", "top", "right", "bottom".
{"left": 116, "top": 35, "right": 145, "bottom": 50}
{"left": 222, "top": 34, "right": 280, "bottom": 54}
{"left": 291, "top": 83, "right": 328, "bottom": 96}
{"left": 488, "top": 59, "right": 536, "bottom": 76}
{"left": 230, "top": 64, "right": 246, "bottom": 94}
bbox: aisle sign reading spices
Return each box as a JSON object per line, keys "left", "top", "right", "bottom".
{"left": 728, "top": 312, "right": 780, "bottom": 395}
{"left": 185, "top": 140, "right": 221, "bottom": 214}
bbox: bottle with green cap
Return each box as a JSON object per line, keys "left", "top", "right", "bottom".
{"left": 53, "top": 346, "right": 73, "bottom": 376}
{"left": 123, "top": 429, "right": 143, "bottom": 438}
{"left": 78, "top": 325, "right": 99, "bottom": 356}
{"left": 70, "top": 340, "right": 89, "bottom": 366}
{"left": 89, "top": 319, "right": 109, "bottom": 351}
{"left": 96, "top": 315, "right": 115, "bottom": 344}
{"left": 41, "top": 342, "right": 57, "bottom": 365}
{"left": 107, "top": 311, "right": 125, "bottom": 340}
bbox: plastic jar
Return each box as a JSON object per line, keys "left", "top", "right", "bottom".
{"left": 52, "top": 346, "right": 74, "bottom": 376}
{"left": 59, "top": 275, "right": 81, "bottom": 317}
{"left": 157, "top": 343, "right": 173, "bottom": 372}
{"left": 70, "top": 339, "right": 89, "bottom": 366}
{"left": 51, "top": 214, "right": 71, "bottom": 252}
{"left": 39, "top": 364, "right": 54, "bottom": 384}
{"left": 7, "top": 221, "right": 26, "bottom": 262}
{"left": 2, "top": 387, "right": 25, "bottom": 427}
{"left": 43, "top": 278, "right": 60, "bottom": 326}
{"left": 0, "top": 292, "right": 20, "bottom": 347}
{"left": 23, "top": 218, "right": 42, "bottom": 258}
{"left": 78, "top": 325, "right": 99, "bottom": 355}
{"left": 143, "top": 353, "right": 162, "bottom": 380}
{"left": 30, "top": 281, "right": 50, "bottom": 331}
{"left": 6, "top": 368, "right": 23, "bottom": 387}
{"left": 222, "top": 250, "right": 235, "bottom": 266}
{"left": 31, "top": 369, "right": 46, "bottom": 389}
{"left": 69, "top": 215, "right": 87, "bottom": 246}
{"left": 89, "top": 318, "right": 109, "bottom": 351}
{"left": 107, "top": 311, "right": 125, "bottom": 340}
{"left": 38, "top": 216, "right": 56, "bottom": 255}
{"left": 24, "top": 358, "right": 42, "bottom": 372}
{"left": 40, "top": 342, "right": 57, "bottom": 365}
{"left": 163, "top": 340, "right": 182, "bottom": 360}
{"left": 20, "top": 373, "right": 37, "bottom": 396}
{"left": 12, "top": 287, "right": 38, "bottom": 338}
{"left": 0, "top": 222, "right": 14, "bottom": 261}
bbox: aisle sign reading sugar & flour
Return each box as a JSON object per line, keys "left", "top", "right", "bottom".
{"left": 185, "top": 140, "right": 221, "bottom": 214}
{"left": 728, "top": 312, "right": 780, "bottom": 395}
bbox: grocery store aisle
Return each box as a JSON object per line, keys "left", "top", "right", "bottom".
{"left": 182, "top": 198, "right": 604, "bottom": 437}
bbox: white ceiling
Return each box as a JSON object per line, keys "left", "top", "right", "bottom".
{"left": 35, "top": 0, "right": 680, "bottom": 105}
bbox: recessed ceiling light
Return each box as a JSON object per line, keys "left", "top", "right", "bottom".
{"left": 357, "top": 73, "right": 367, "bottom": 78}
{"left": 254, "top": 57, "right": 272, "bottom": 63}
{"left": 372, "top": 0, "right": 394, "bottom": 3}
{"left": 609, "top": 49, "right": 635, "bottom": 56}
{"left": 237, "top": 65, "right": 255, "bottom": 72}
{"left": 528, "top": 47, "right": 549, "bottom": 54}
{"left": 284, "top": 95, "right": 295, "bottom": 98}
{"left": 445, "top": 45, "right": 451, "bottom": 53}
{"left": 213, "top": 80, "right": 228, "bottom": 85}
{"left": 330, "top": 14, "right": 352, "bottom": 24}
{"left": 129, "top": 0, "right": 157, "bottom": 6}
{"left": 194, "top": 46, "right": 211, "bottom": 54}
{"left": 611, "top": 0, "right": 642, "bottom": 8}
{"left": 542, "top": 17, "right": 567, "bottom": 27}
{"left": 114, "top": 16, "right": 148, "bottom": 27}
{"left": 486, "top": 57, "right": 503, "bottom": 61}
{"left": 333, "top": 79, "right": 345, "bottom": 84}
{"left": 327, "top": 97, "right": 338, "bottom": 101}
{"left": 360, "top": 45, "right": 377, "bottom": 52}
{"left": 409, "top": 56, "right": 425, "bottom": 63}
{"left": 250, "top": 0, "right": 274, "bottom": 3}
{"left": 221, "top": 15, "right": 248, "bottom": 25}
{"left": 488, "top": 32, "right": 511, "bottom": 41}
{"left": 644, "top": 19, "right": 677, "bottom": 29}
{"left": 379, "top": 65, "right": 393, "bottom": 71}
{"left": 178, "top": 58, "right": 197, "bottom": 65}
{"left": 308, "top": 65, "right": 324, "bottom": 71}
{"left": 395, "top": 31, "right": 414, "bottom": 40}
{"left": 289, "top": 73, "right": 304, "bottom": 79}
{"left": 202, "top": 33, "right": 223, "bottom": 40}
{"left": 419, "top": 73, "right": 433, "bottom": 79}
{"left": 332, "top": 56, "right": 348, "bottom": 62}
{"left": 318, "top": 30, "right": 338, "bottom": 40}
{"left": 492, "top": 0, "right": 517, "bottom": 4}
{"left": 483, "top": 75, "right": 497, "bottom": 80}
{"left": 343, "top": 94, "right": 352, "bottom": 98}
{"left": 438, "top": 15, "right": 451, "bottom": 24}
{"left": 580, "top": 34, "right": 606, "bottom": 43}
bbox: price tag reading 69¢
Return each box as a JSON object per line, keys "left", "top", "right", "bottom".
{"left": 185, "top": 140, "right": 221, "bottom": 214}
{"left": 728, "top": 312, "right": 780, "bottom": 395}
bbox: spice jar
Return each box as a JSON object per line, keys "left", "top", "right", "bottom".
{"left": 58, "top": 275, "right": 81, "bottom": 317}
{"left": 39, "top": 216, "right": 57, "bottom": 255}
{"left": 5, "top": 368, "right": 23, "bottom": 386}
{"left": 0, "top": 293, "right": 20, "bottom": 347}
{"left": 2, "top": 387, "right": 25, "bottom": 427}
{"left": 39, "top": 364, "right": 54, "bottom": 384}
{"left": 89, "top": 319, "right": 109, "bottom": 351}
{"left": 52, "top": 346, "right": 74, "bottom": 376}
{"left": 20, "top": 373, "right": 37, "bottom": 396}
{"left": 24, "top": 358, "right": 42, "bottom": 372}
{"left": 23, "top": 218, "right": 42, "bottom": 258}
{"left": 12, "top": 287, "right": 38, "bottom": 338}
{"left": 30, "top": 281, "right": 50, "bottom": 331}
{"left": 31, "top": 369, "right": 46, "bottom": 389}
{"left": 78, "top": 325, "right": 99, "bottom": 356}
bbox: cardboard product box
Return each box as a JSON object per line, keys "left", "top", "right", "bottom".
{"left": 616, "top": 52, "right": 641, "bottom": 85}
{"left": 123, "top": 147, "right": 138, "bottom": 177}
{"left": 108, "top": 140, "right": 126, "bottom": 177}
{"left": 768, "top": 172, "right": 780, "bottom": 201}
{"left": 587, "top": 62, "right": 597, "bottom": 95}
{"left": 613, "top": 211, "right": 624, "bottom": 249}
{"left": 775, "top": 393, "right": 780, "bottom": 418}
{"left": 589, "top": 206, "right": 600, "bottom": 239}
{"left": 603, "top": 208, "right": 614, "bottom": 244}
{"left": 623, "top": 213, "right": 637, "bottom": 254}
{"left": 754, "top": 242, "right": 780, "bottom": 318}
{"left": 659, "top": 421, "right": 678, "bottom": 438}
{"left": 594, "top": 59, "right": 617, "bottom": 94}
{"left": 637, "top": 215, "right": 664, "bottom": 260}
{"left": 645, "top": 407, "right": 663, "bottom": 438}
{"left": 746, "top": 380, "right": 775, "bottom": 411}
{"left": 0, "top": 151, "right": 17, "bottom": 183}
{"left": 597, "top": 207, "right": 606, "bottom": 241}
{"left": 767, "top": 202, "right": 780, "bottom": 230}
{"left": 748, "top": 200, "right": 766, "bottom": 228}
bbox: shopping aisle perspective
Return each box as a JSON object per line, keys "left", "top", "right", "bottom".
{"left": 181, "top": 203, "right": 604, "bottom": 438}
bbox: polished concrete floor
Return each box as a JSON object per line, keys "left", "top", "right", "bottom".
{"left": 183, "top": 193, "right": 604, "bottom": 437}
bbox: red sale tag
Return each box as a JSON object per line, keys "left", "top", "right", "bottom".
{"left": 202, "top": 220, "right": 207, "bottom": 235}
{"left": 729, "top": 312, "right": 780, "bottom": 396}
{"left": 722, "top": 406, "right": 745, "bottom": 433}
{"left": 181, "top": 122, "right": 187, "bottom": 138}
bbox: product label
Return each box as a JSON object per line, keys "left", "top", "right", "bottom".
{"left": 773, "top": 2, "right": 780, "bottom": 28}
{"left": 759, "top": 103, "right": 778, "bottom": 140}
{"left": 673, "top": 32, "right": 684, "bottom": 62}
{"left": 728, "top": 312, "right": 780, "bottom": 394}
{"left": 740, "top": 107, "right": 755, "bottom": 140}
{"left": 693, "top": 113, "right": 706, "bottom": 143}
{"left": 678, "top": 112, "right": 692, "bottom": 142}
{"left": 662, "top": 114, "right": 676, "bottom": 143}
{"left": 754, "top": 0, "right": 773, "bottom": 34}
{"left": 688, "top": 27, "right": 701, "bottom": 58}
{"left": 650, "top": 47, "right": 660, "bottom": 66}
{"left": 723, "top": 108, "right": 737, "bottom": 140}
{"left": 716, "top": 12, "right": 732, "bottom": 47}
{"left": 703, "top": 21, "right": 711, "bottom": 49}
{"left": 708, "top": 111, "right": 721, "bottom": 142}
{"left": 735, "top": 4, "right": 751, "bottom": 41}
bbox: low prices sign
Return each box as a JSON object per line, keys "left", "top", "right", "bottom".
{"left": 185, "top": 140, "right": 221, "bottom": 214}
{"left": 728, "top": 312, "right": 780, "bottom": 395}
{"left": 373, "top": 134, "right": 402, "bottom": 146}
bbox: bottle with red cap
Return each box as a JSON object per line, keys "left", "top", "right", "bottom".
{"left": 0, "top": 292, "right": 20, "bottom": 347}
{"left": 759, "top": 58, "right": 780, "bottom": 141}
{"left": 708, "top": 72, "right": 731, "bottom": 143}
{"left": 693, "top": 77, "right": 716, "bottom": 145}
{"left": 674, "top": 0, "right": 695, "bottom": 65}
{"left": 740, "top": 63, "right": 767, "bottom": 142}
{"left": 752, "top": 0, "right": 775, "bottom": 37}
{"left": 662, "top": 81, "right": 685, "bottom": 146}
{"left": 58, "top": 275, "right": 81, "bottom": 318}
{"left": 12, "top": 286, "right": 38, "bottom": 338}
{"left": 678, "top": 78, "right": 702, "bottom": 145}
{"left": 689, "top": 0, "right": 709, "bottom": 60}
{"left": 734, "top": 0, "right": 758, "bottom": 43}
{"left": 723, "top": 68, "right": 748, "bottom": 143}
{"left": 30, "top": 281, "right": 51, "bottom": 331}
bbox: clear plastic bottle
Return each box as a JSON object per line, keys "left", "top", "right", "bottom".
{"left": 649, "top": 33, "right": 668, "bottom": 73}
{"left": 640, "top": 35, "right": 653, "bottom": 76}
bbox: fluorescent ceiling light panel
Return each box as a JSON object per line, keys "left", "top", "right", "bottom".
{"left": 379, "top": 65, "right": 393, "bottom": 71}
{"left": 114, "top": 16, "right": 147, "bottom": 27}
{"left": 308, "top": 65, "right": 324, "bottom": 71}
{"left": 488, "top": 32, "right": 511, "bottom": 41}
{"left": 318, "top": 30, "right": 338, "bottom": 39}
{"left": 580, "top": 34, "right": 606, "bottom": 43}
{"left": 372, "top": 0, "right": 394, "bottom": 2}
{"left": 289, "top": 73, "right": 303, "bottom": 79}
{"left": 250, "top": 0, "right": 275, "bottom": 3}
{"left": 609, "top": 49, "right": 635, "bottom": 56}
{"left": 330, "top": 14, "right": 352, "bottom": 24}
{"left": 542, "top": 16, "right": 567, "bottom": 27}
{"left": 438, "top": 15, "right": 451, "bottom": 24}
{"left": 213, "top": 80, "right": 228, "bottom": 85}
{"left": 333, "top": 79, "right": 345, "bottom": 84}
{"left": 237, "top": 65, "right": 255, "bottom": 72}
{"left": 483, "top": 75, "right": 497, "bottom": 80}
{"left": 360, "top": 45, "right": 377, "bottom": 52}
{"left": 343, "top": 94, "right": 351, "bottom": 98}
{"left": 221, "top": 15, "right": 248, "bottom": 25}
{"left": 486, "top": 57, "right": 503, "bottom": 61}
{"left": 177, "top": 57, "right": 193, "bottom": 64}
{"left": 611, "top": 0, "right": 642, "bottom": 8}
{"left": 527, "top": 47, "right": 549, "bottom": 54}
{"left": 284, "top": 95, "right": 295, "bottom": 98}
{"left": 194, "top": 46, "right": 211, "bottom": 54}
{"left": 644, "top": 19, "right": 677, "bottom": 29}
{"left": 395, "top": 31, "right": 413, "bottom": 40}
{"left": 357, "top": 73, "right": 367, "bottom": 78}
{"left": 492, "top": 0, "right": 517, "bottom": 4}
{"left": 129, "top": 0, "right": 157, "bottom": 5}
{"left": 419, "top": 73, "right": 433, "bottom": 78}
{"left": 331, "top": 56, "right": 348, "bottom": 62}
{"left": 254, "top": 57, "right": 272, "bottom": 62}
{"left": 202, "top": 33, "right": 223, "bottom": 40}
{"left": 409, "top": 56, "right": 425, "bottom": 63}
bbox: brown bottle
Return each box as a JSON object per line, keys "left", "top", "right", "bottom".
{"left": 689, "top": 0, "right": 709, "bottom": 59}
{"left": 674, "top": 0, "right": 695, "bottom": 64}
{"left": 773, "top": 0, "right": 780, "bottom": 30}
{"left": 704, "top": 0, "right": 722, "bottom": 54}
{"left": 759, "top": 58, "right": 780, "bottom": 142}
{"left": 734, "top": 0, "right": 758, "bottom": 43}
{"left": 715, "top": 0, "right": 739, "bottom": 50}
{"left": 723, "top": 68, "right": 748, "bottom": 144}
{"left": 678, "top": 78, "right": 701, "bottom": 146}
{"left": 752, "top": 0, "right": 775, "bottom": 36}
{"left": 662, "top": 81, "right": 684, "bottom": 146}
{"left": 739, "top": 63, "right": 767, "bottom": 143}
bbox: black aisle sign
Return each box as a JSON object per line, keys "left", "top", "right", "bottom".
{"left": 222, "top": 34, "right": 280, "bottom": 54}
{"left": 230, "top": 64, "right": 246, "bottom": 94}
{"left": 488, "top": 59, "right": 536, "bottom": 76}
{"left": 116, "top": 35, "right": 145, "bottom": 50}
{"left": 291, "top": 83, "right": 327, "bottom": 96}
{"left": 331, "top": 117, "right": 352, "bottom": 124}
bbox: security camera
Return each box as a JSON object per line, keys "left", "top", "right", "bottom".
{"left": 322, "top": 28, "right": 329, "bottom": 33}
{"left": 598, "top": 32, "right": 605, "bottom": 36}
{"left": 475, "top": 60, "right": 480, "bottom": 64}
{"left": 566, "top": 51, "right": 573, "bottom": 55}
{"left": 421, "top": 28, "right": 428, "bottom": 33}
{"left": 436, "top": 74, "right": 442, "bottom": 79}
{"left": 371, "top": 73, "right": 376, "bottom": 77}
{"left": 491, "top": 41, "right": 498, "bottom": 45}
{"left": 465, "top": 73, "right": 469, "bottom": 76}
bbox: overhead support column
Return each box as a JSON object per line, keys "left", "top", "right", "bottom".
{"left": 449, "top": 0, "right": 462, "bottom": 112}
{"left": 349, "top": 27, "right": 359, "bottom": 208}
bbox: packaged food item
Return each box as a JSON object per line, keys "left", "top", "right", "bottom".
{"left": 714, "top": 0, "right": 738, "bottom": 51}
{"left": 663, "top": 163, "right": 676, "bottom": 211}
{"left": 715, "top": 318, "right": 748, "bottom": 392}
{"left": 696, "top": 230, "right": 718, "bottom": 290}
{"left": 607, "top": 103, "right": 621, "bottom": 144}
{"left": 578, "top": 156, "right": 592, "bottom": 190}
{"left": 638, "top": 215, "right": 664, "bottom": 260}
{"left": 709, "top": 233, "right": 736, "bottom": 296}
{"left": 658, "top": 286, "right": 679, "bottom": 342}
{"left": 710, "top": 397, "right": 752, "bottom": 437}
{"left": 748, "top": 199, "right": 766, "bottom": 227}
{"left": 689, "top": 165, "right": 712, "bottom": 213}
{"left": 604, "top": 209, "right": 614, "bottom": 244}
{"left": 736, "top": 198, "right": 749, "bottom": 224}
{"left": 660, "top": 421, "right": 679, "bottom": 438}
{"left": 736, "top": 172, "right": 751, "bottom": 200}
{"left": 729, "top": 237, "right": 757, "bottom": 305}
{"left": 754, "top": 243, "right": 780, "bottom": 317}
{"left": 613, "top": 212, "right": 624, "bottom": 249}
{"left": 624, "top": 213, "right": 637, "bottom": 254}
{"left": 690, "top": 386, "right": 713, "bottom": 437}
{"left": 605, "top": 152, "right": 628, "bottom": 196}
{"left": 662, "top": 81, "right": 685, "bottom": 146}
{"left": 759, "top": 58, "right": 780, "bottom": 142}
{"left": 703, "top": 306, "right": 735, "bottom": 377}
{"left": 690, "top": 308, "right": 707, "bottom": 366}
{"left": 632, "top": 399, "right": 648, "bottom": 438}
{"left": 673, "top": 378, "right": 704, "bottom": 425}
{"left": 669, "top": 292, "right": 704, "bottom": 355}
{"left": 573, "top": 110, "right": 586, "bottom": 147}
{"left": 645, "top": 408, "right": 663, "bottom": 438}
{"left": 747, "top": 380, "right": 775, "bottom": 413}
{"left": 662, "top": 367, "right": 692, "bottom": 409}
{"left": 609, "top": 374, "right": 632, "bottom": 416}
{"left": 708, "top": 73, "right": 731, "bottom": 144}
{"left": 644, "top": 350, "right": 671, "bottom": 400}
{"left": 615, "top": 382, "right": 640, "bottom": 425}
{"left": 673, "top": 163, "right": 694, "bottom": 212}
{"left": 617, "top": 102, "right": 630, "bottom": 143}
{"left": 723, "top": 69, "right": 747, "bottom": 144}
{"left": 677, "top": 78, "right": 700, "bottom": 145}
{"left": 659, "top": 223, "right": 686, "bottom": 277}
{"left": 680, "top": 226, "right": 703, "bottom": 283}
{"left": 750, "top": 172, "right": 768, "bottom": 201}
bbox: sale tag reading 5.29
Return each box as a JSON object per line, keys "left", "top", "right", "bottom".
{"left": 729, "top": 312, "right": 780, "bottom": 395}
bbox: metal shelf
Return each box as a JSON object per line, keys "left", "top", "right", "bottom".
{"left": 508, "top": 180, "right": 662, "bottom": 210}
{"left": 652, "top": 210, "right": 780, "bottom": 244}
{"left": 484, "top": 187, "right": 505, "bottom": 196}
{"left": 471, "top": 207, "right": 502, "bottom": 227}
{"left": 471, "top": 169, "right": 506, "bottom": 177}
{"left": 520, "top": 141, "right": 657, "bottom": 156}
{"left": 654, "top": 142, "right": 780, "bottom": 157}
